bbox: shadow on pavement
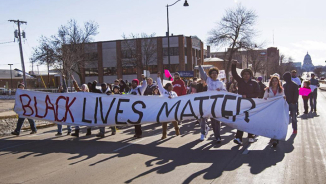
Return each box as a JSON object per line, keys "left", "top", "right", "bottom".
{"left": 0, "top": 123, "right": 297, "bottom": 183}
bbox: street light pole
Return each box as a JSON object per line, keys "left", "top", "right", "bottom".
{"left": 166, "top": 0, "right": 189, "bottom": 71}
{"left": 8, "top": 64, "right": 13, "bottom": 89}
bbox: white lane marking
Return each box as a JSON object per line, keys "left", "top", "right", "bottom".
{"left": 113, "top": 138, "right": 146, "bottom": 152}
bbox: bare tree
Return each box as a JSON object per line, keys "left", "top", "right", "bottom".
{"left": 31, "top": 19, "right": 99, "bottom": 84}
{"left": 121, "top": 33, "right": 157, "bottom": 72}
{"left": 207, "top": 4, "right": 258, "bottom": 82}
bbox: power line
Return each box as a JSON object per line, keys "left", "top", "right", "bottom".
{"left": 0, "top": 41, "right": 15, "bottom": 44}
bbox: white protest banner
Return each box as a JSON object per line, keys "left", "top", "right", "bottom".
{"left": 14, "top": 89, "right": 289, "bottom": 140}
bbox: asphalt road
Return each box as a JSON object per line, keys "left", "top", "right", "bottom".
{"left": 1, "top": 90, "right": 326, "bottom": 184}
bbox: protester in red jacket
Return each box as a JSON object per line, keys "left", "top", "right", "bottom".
{"left": 172, "top": 72, "right": 186, "bottom": 96}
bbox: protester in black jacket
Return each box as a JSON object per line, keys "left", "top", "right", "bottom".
{"left": 283, "top": 72, "right": 299, "bottom": 134}
{"left": 257, "top": 77, "right": 266, "bottom": 99}
{"left": 232, "top": 61, "right": 260, "bottom": 145}
{"left": 144, "top": 78, "right": 156, "bottom": 95}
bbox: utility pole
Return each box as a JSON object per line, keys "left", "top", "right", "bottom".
{"left": 8, "top": 19, "right": 27, "bottom": 87}
{"left": 8, "top": 64, "right": 13, "bottom": 89}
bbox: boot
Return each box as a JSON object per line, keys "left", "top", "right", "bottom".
{"left": 86, "top": 128, "right": 91, "bottom": 136}
{"left": 173, "top": 121, "right": 180, "bottom": 136}
{"left": 161, "top": 123, "right": 167, "bottom": 139}
{"left": 71, "top": 129, "right": 80, "bottom": 137}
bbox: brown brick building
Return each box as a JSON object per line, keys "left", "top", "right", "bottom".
{"left": 74, "top": 35, "right": 204, "bottom": 84}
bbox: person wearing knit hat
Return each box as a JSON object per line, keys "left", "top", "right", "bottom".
{"left": 231, "top": 61, "right": 260, "bottom": 145}
{"left": 112, "top": 85, "right": 121, "bottom": 94}
{"left": 128, "top": 74, "right": 147, "bottom": 138}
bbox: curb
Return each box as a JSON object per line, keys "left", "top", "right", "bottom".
{"left": 0, "top": 115, "right": 18, "bottom": 119}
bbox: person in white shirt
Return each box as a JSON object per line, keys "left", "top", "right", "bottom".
{"left": 198, "top": 64, "right": 226, "bottom": 143}
{"left": 263, "top": 75, "right": 285, "bottom": 147}
{"left": 157, "top": 72, "right": 180, "bottom": 139}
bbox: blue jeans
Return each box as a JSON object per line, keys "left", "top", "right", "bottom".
{"left": 200, "top": 118, "right": 220, "bottom": 139}
{"left": 14, "top": 118, "right": 37, "bottom": 133}
{"left": 57, "top": 124, "right": 71, "bottom": 133}
{"left": 310, "top": 90, "right": 317, "bottom": 111}
{"left": 289, "top": 103, "right": 297, "bottom": 130}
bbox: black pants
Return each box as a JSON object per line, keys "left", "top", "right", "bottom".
{"left": 303, "top": 99, "right": 309, "bottom": 113}
{"left": 134, "top": 125, "right": 142, "bottom": 136}
{"left": 236, "top": 130, "right": 254, "bottom": 141}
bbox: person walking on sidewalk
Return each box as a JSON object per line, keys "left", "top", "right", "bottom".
{"left": 157, "top": 72, "right": 180, "bottom": 139}
{"left": 263, "top": 75, "right": 285, "bottom": 147}
{"left": 198, "top": 64, "right": 226, "bottom": 143}
{"left": 231, "top": 61, "right": 260, "bottom": 145}
{"left": 11, "top": 83, "right": 37, "bottom": 136}
{"left": 283, "top": 72, "right": 299, "bottom": 134}
{"left": 309, "top": 73, "right": 319, "bottom": 112}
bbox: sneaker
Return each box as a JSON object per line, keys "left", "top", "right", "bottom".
{"left": 30, "top": 131, "right": 37, "bottom": 134}
{"left": 248, "top": 138, "right": 255, "bottom": 143}
{"left": 67, "top": 132, "right": 71, "bottom": 135}
{"left": 55, "top": 132, "right": 62, "bottom": 136}
{"left": 205, "top": 126, "right": 210, "bottom": 138}
{"left": 216, "top": 137, "right": 221, "bottom": 143}
{"left": 200, "top": 134, "right": 205, "bottom": 141}
{"left": 96, "top": 133, "right": 105, "bottom": 138}
{"left": 293, "top": 130, "right": 297, "bottom": 134}
{"left": 135, "top": 135, "right": 142, "bottom": 139}
{"left": 233, "top": 138, "right": 242, "bottom": 145}
{"left": 161, "top": 134, "right": 167, "bottom": 139}
{"left": 11, "top": 131, "right": 19, "bottom": 136}
{"left": 111, "top": 131, "right": 116, "bottom": 135}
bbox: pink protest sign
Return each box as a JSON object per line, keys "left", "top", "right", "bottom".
{"left": 164, "top": 70, "right": 173, "bottom": 81}
{"left": 299, "top": 88, "right": 311, "bottom": 96}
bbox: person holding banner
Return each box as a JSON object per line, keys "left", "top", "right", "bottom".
{"left": 263, "top": 75, "right": 285, "bottom": 147}
{"left": 157, "top": 72, "right": 180, "bottom": 139}
{"left": 128, "top": 75, "right": 147, "bottom": 138}
{"left": 11, "top": 83, "right": 37, "bottom": 136}
{"left": 283, "top": 72, "right": 299, "bottom": 134}
{"left": 199, "top": 64, "right": 226, "bottom": 143}
{"left": 232, "top": 61, "right": 259, "bottom": 145}
{"left": 71, "top": 75, "right": 93, "bottom": 137}
{"left": 291, "top": 70, "right": 301, "bottom": 115}
{"left": 55, "top": 75, "right": 72, "bottom": 136}
{"left": 309, "top": 73, "right": 319, "bottom": 112}
{"left": 94, "top": 83, "right": 117, "bottom": 138}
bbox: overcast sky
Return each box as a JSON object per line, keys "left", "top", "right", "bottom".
{"left": 0, "top": 0, "right": 325, "bottom": 71}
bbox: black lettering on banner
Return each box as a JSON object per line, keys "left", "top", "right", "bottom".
{"left": 82, "top": 98, "right": 92, "bottom": 123}
{"left": 94, "top": 97, "right": 98, "bottom": 124}
{"left": 210, "top": 95, "right": 224, "bottom": 118}
{"left": 180, "top": 100, "right": 198, "bottom": 120}
{"left": 115, "top": 99, "right": 130, "bottom": 125}
{"left": 99, "top": 97, "right": 116, "bottom": 124}
{"left": 240, "top": 98, "right": 256, "bottom": 123}
{"left": 194, "top": 96, "right": 210, "bottom": 118}
{"left": 221, "top": 95, "right": 237, "bottom": 119}
{"left": 127, "top": 101, "right": 146, "bottom": 124}
{"left": 156, "top": 100, "right": 181, "bottom": 123}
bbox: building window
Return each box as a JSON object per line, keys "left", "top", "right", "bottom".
{"left": 103, "top": 67, "right": 117, "bottom": 76}
{"left": 163, "top": 47, "right": 179, "bottom": 56}
{"left": 122, "top": 50, "right": 135, "bottom": 59}
{"left": 84, "top": 52, "right": 98, "bottom": 61}
{"left": 122, "top": 66, "right": 137, "bottom": 75}
{"left": 147, "top": 65, "right": 158, "bottom": 73}
{"left": 184, "top": 48, "right": 187, "bottom": 56}
{"left": 85, "top": 68, "right": 98, "bottom": 76}
{"left": 163, "top": 64, "right": 179, "bottom": 73}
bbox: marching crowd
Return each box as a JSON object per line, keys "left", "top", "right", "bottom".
{"left": 11, "top": 61, "right": 320, "bottom": 147}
